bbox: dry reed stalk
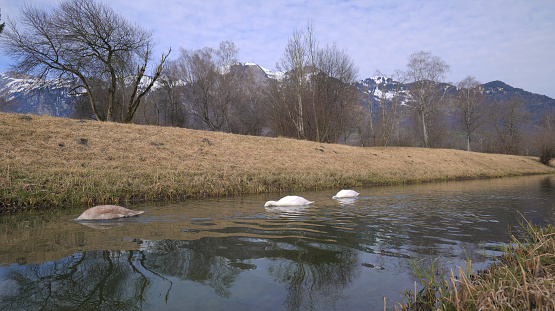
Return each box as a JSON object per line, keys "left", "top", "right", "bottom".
{"left": 449, "top": 269, "right": 459, "bottom": 309}
{"left": 396, "top": 221, "right": 555, "bottom": 310}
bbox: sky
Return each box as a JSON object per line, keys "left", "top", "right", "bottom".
{"left": 1, "top": 0, "right": 554, "bottom": 98}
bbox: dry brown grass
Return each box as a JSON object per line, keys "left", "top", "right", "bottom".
{"left": 396, "top": 217, "right": 555, "bottom": 310}
{"left": 1, "top": 112, "right": 554, "bottom": 212}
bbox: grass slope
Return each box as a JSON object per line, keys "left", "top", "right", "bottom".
{"left": 1, "top": 112, "right": 553, "bottom": 212}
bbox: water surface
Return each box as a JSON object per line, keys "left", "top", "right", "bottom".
{"left": 1, "top": 175, "right": 554, "bottom": 310}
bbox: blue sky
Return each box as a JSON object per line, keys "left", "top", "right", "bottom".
{"left": 1, "top": 0, "right": 554, "bottom": 98}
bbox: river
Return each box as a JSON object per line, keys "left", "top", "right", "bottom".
{"left": 1, "top": 175, "right": 554, "bottom": 310}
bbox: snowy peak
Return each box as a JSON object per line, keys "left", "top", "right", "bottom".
{"left": 0, "top": 63, "right": 553, "bottom": 121}
{"left": 361, "top": 76, "right": 394, "bottom": 86}
{"left": 0, "top": 71, "right": 76, "bottom": 117}
{"left": 244, "top": 62, "right": 285, "bottom": 80}
{"left": 355, "top": 76, "right": 408, "bottom": 98}
{"left": 0, "top": 72, "right": 73, "bottom": 100}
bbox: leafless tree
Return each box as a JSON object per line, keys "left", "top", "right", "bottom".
{"left": 404, "top": 51, "right": 450, "bottom": 147}
{"left": 226, "top": 65, "right": 268, "bottom": 135}
{"left": 175, "top": 41, "right": 239, "bottom": 131}
{"left": 367, "top": 71, "right": 406, "bottom": 147}
{"left": 277, "top": 26, "right": 312, "bottom": 139}
{"left": 271, "top": 23, "right": 358, "bottom": 143}
{"left": 123, "top": 45, "right": 170, "bottom": 123}
{"left": 155, "top": 60, "right": 187, "bottom": 127}
{"left": 0, "top": 94, "right": 14, "bottom": 112}
{"left": 453, "top": 76, "right": 486, "bottom": 151}
{"left": 362, "top": 78, "right": 377, "bottom": 146}
{"left": 384, "top": 71, "right": 407, "bottom": 146}
{"left": 535, "top": 109, "right": 555, "bottom": 164}
{"left": 0, "top": 0, "right": 170, "bottom": 123}
{"left": 266, "top": 78, "right": 300, "bottom": 137}
{"left": 310, "top": 43, "right": 358, "bottom": 143}
{"left": 490, "top": 97, "right": 530, "bottom": 154}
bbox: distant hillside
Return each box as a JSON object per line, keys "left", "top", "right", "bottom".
{"left": 483, "top": 80, "right": 555, "bottom": 119}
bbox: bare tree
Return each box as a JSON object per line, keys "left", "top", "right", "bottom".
{"left": 175, "top": 41, "right": 239, "bottom": 131}
{"left": 311, "top": 43, "right": 358, "bottom": 143}
{"left": 266, "top": 78, "right": 299, "bottom": 137}
{"left": 0, "top": 94, "right": 15, "bottom": 112}
{"left": 453, "top": 76, "right": 485, "bottom": 151}
{"left": 271, "top": 23, "right": 358, "bottom": 143}
{"left": 156, "top": 60, "right": 187, "bottom": 127}
{"left": 362, "top": 77, "right": 377, "bottom": 146}
{"left": 404, "top": 51, "right": 450, "bottom": 147}
{"left": 227, "top": 65, "right": 268, "bottom": 135}
{"left": 366, "top": 71, "right": 406, "bottom": 147}
{"left": 277, "top": 28, "right": 310, "bottom": 139}
{"left": 0, "top": 0, "right": 169, "bottom": 122}
{"left": 123, "top": 45, "right": 170, "bottom": 123}
{"left": 384, "top": 71, "right": 407, "bottom": 146}
{"left": 535, "top": 109, "right": 555, "bottom": 165}
{"left": 491, "top": 97, "right": 530, "bottom": 154}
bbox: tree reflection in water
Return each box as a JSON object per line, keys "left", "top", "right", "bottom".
{"left": 0, "top": 235, "right": 359, "bottom": 311}
{"left": 0, "top": 251, "right": 156, "bottom": 310}
{"left": 3, "top": 175, "right": 553, "bottom": 310}
{"left": 267, "top": 241, "right": 358, "bottom": 310}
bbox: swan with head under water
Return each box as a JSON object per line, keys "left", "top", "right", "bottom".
{"left": 76, "top": 205, "right": 144, "bottom": 220}
{"left": 332, "top": 190, "right": 360, "bottom": 199}
{"left": 264, "top": 195, "right": 314, "bottom": 207}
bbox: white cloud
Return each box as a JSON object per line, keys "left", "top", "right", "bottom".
{"left": 1, "top": 0, "right": 554, "bottom": 97}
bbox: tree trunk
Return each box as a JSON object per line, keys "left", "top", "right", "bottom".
{"left": 466, "top": 134, "right": 471, "bottom": 152}
{"left": 421, "top": 109, "right": 428, "bottom": 147}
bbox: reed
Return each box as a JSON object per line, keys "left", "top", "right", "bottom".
{"left": 1, "top": 112, "right": 554, "bottom": 213}
{"left": 394, "top": 215, "right": 555, "bottom": 310}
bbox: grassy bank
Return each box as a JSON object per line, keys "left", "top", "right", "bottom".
{"left": 1, "top": 112, "right": 554, "bottom": 213}
{"left": 395, "top": 217, "right": 555, "bottom": 310}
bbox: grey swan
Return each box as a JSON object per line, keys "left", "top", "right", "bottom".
{"left": 76, "top": 205, "right": 144, "bottom": 220}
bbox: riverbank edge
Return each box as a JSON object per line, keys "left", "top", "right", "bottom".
{"left": 394, "top": 218, "right": 555, "bottom": 310}
{"left": 1, "top": 112, "right": 554, "bottom": 214}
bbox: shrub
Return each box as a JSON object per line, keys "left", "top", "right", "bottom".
{"left": 539, "top": 143, "right": 555, "bottom": 165}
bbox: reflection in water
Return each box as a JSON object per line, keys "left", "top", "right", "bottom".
{"left": 0, "top": 175, "right": 554, "bottom": 310}
{"left": 77, "top": 220, "right": 129, "bottom": 230}
{"left": 334, "top": 197, "right": 358, "bottom": 205}
{"left": 265, "top": 205, "right": 310, "bottom": 217}
{"left": 0, "top": 236, "right": 359, "bottom": 310}
{"left": 0, "top": 251, "right": 155, "bottom": 310}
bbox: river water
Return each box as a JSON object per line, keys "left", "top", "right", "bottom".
{"left": 1, "top": 175, "right": 554, "bottom": 310}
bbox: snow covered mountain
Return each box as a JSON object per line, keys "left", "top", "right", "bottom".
{"left": 0, "top": 71, "right": 164, "bottom": 118}
{"left": 0, "top": 64, "right": 553, "bottom": 121}
{"left": 0, "top": 72, "right": 78, "bottom": 117}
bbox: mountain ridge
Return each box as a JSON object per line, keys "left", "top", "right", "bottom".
{"left": 1, "top": 64, "right": 554, "bottom": 121}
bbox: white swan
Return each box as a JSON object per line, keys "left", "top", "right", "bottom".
{"left": 332, "top": 190, "right": 360, "bottom": 199}
{"left": 76, "top": 205, "right": 144, "bottom": 220}
{"left": 264, "top": 195, "right": 314, "bottom": 207}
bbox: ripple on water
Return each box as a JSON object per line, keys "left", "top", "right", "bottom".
{"left": 2, "top": 175, "right": 551, "bottom": 311}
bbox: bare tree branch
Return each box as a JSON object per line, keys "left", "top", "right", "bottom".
{"left": 0, "top": 0, "right": 168, "bottom": 122}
